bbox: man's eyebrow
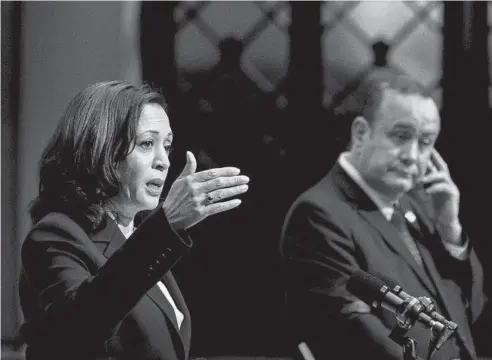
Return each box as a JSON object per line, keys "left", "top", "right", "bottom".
{"left": 391, "top": 122, "right": 416, "bottom": 130}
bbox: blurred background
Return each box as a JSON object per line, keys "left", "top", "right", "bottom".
{"left": 2, "top": 1, "right": 492, "bottom": 359}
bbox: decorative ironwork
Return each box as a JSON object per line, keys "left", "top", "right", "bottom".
{"left": 170, "top": 1, "right": 449, "bottom": 117}
{"left": 321, "top": 1, "right": 444, "bottom": 115}
{"left": 174, "top": 1, "right": 291, "bottom": 113}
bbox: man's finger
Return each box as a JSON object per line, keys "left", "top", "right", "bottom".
{"left": 425, "top": 183, "right": 452, "bottom": 195}
{"left": 431, "top": 149, "right": 449, "bottom": 173}
{"left": 194, "top": 167, "right": 241, "bottom": 182}
{"left": 426, "top": 159, "right": 437, "bottom": 174}
{"left": 420, "top": 171, "right": 448, "bottom": 186}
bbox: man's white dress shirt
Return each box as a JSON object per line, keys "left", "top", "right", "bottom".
{"left": 338, "top": 152, "right": 468, "bottom": 260}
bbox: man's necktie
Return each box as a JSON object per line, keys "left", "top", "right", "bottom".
{"left": 391, "top": 205, "right": 423, "bottom": 267}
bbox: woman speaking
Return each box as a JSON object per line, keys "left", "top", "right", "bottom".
{"left": 19, "top": 81, "right": 250, "bottom": 360}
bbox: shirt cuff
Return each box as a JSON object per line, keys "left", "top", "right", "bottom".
{"left": 442, "top": 238, "right": 469, "bottom": 260}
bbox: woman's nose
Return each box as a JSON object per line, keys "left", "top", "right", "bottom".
{"left": 153, "top": 146, "right": 170, "bottom": 171}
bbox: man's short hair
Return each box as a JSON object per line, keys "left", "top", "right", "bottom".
{"left": 356, "top": 70, "right": 428, "bottom": 125}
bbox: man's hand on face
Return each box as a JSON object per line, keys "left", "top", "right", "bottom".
{"left": 419, "top": 149, "right": 462, "bottom": 245}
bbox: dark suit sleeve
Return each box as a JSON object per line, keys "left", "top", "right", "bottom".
{"left": 281, "top": 202, "right": 408, "bottom": 360}
{"left": 20, "top": 206, "right": 191, "bottom": 355}
{"left": 409, "top": 190, "right": 486, "bottom": 324}
{"left": 454, "top": 242, "right": 487, "bottom": 326}
{"left": 420, "top": 222, "right": 486, "bottom": 325}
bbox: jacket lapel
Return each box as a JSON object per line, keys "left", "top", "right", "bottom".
{"left": 91, "top": 216, "right": 123, "bottom": 260}
{"left": 330, "top": 164, "right": 476, "bottom": 358}
{"left": 147, "top": 283, "right": 179, "bottom": 330}
{"left": 162, "top": 272, "right": 191, "bottom": 358}
{"left": 91, "top": 215, "right": 188, "bottom": 359}
{"left": 145, "top": 277, "right": 188, "bottom": 360}
{"left": 357, "top": 206, "right": 438, "bottom": 296}
{"left": 330, "top": 164, "right": 437, "bottom": 296}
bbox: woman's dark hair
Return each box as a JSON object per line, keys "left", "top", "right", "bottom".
{"left": 30, "top": 81, "right": 167, "bottom": 233}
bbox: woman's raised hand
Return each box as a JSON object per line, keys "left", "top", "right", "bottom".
{"left": 162, "top": 151, "right": 250, "bottom": 230}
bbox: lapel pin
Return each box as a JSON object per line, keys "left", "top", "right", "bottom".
{"left": 404, "top": 211, "right": 416, "bottom": 223}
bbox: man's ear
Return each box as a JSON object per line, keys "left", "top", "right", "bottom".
{"left": 351, "top": 116, "right": 370, "bottom": 149}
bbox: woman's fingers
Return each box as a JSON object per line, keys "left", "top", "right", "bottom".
{"left": 205, "top": 184, "right": 249, "bottom": 204}
{"left": 199, "top": 175, "right": 250, "bottom": 193}
{"left": 193, "top": 167, "right": 241, "bottom": 182}
{"left": 203, "top": 199, "right": 242, "bottom": 216}
{"left": 163, "top": 166, "right": 250, "bottom": 230}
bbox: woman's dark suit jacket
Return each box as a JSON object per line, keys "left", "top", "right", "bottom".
{"left": 19, "top": 206, "right": 192, "bottom": 360}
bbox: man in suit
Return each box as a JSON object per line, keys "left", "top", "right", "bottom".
{"left": 279, "top": 73, "right": 487, "bottom": 360}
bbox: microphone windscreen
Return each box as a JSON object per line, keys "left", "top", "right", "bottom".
{"left": 371, "top": 272, "right": 399, "bottom": 290}
{"left": 346, "top": 269, "right": 388, "bottom": 305}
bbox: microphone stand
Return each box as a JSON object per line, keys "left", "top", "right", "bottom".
{"left": 378, "top": 286, "right": 422, "bottom": 360}
{"left": 389, "top": 326, "right": 419, "bottom": 360}
{"left": 375, "top": 286, "right": 458, "bottom": 360}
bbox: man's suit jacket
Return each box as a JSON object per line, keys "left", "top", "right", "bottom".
{"left": 280, "top": 163, "right": 486, "bottom": 360}
{"left": 19, "top": 206, "right": 192, "bottom": 360}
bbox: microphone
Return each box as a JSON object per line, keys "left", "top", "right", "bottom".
{"left": 346, "top": 270, "right": 457, "bottom": 353}
{"left": 372, "top": 272, "right": 456, "bottom": 331}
